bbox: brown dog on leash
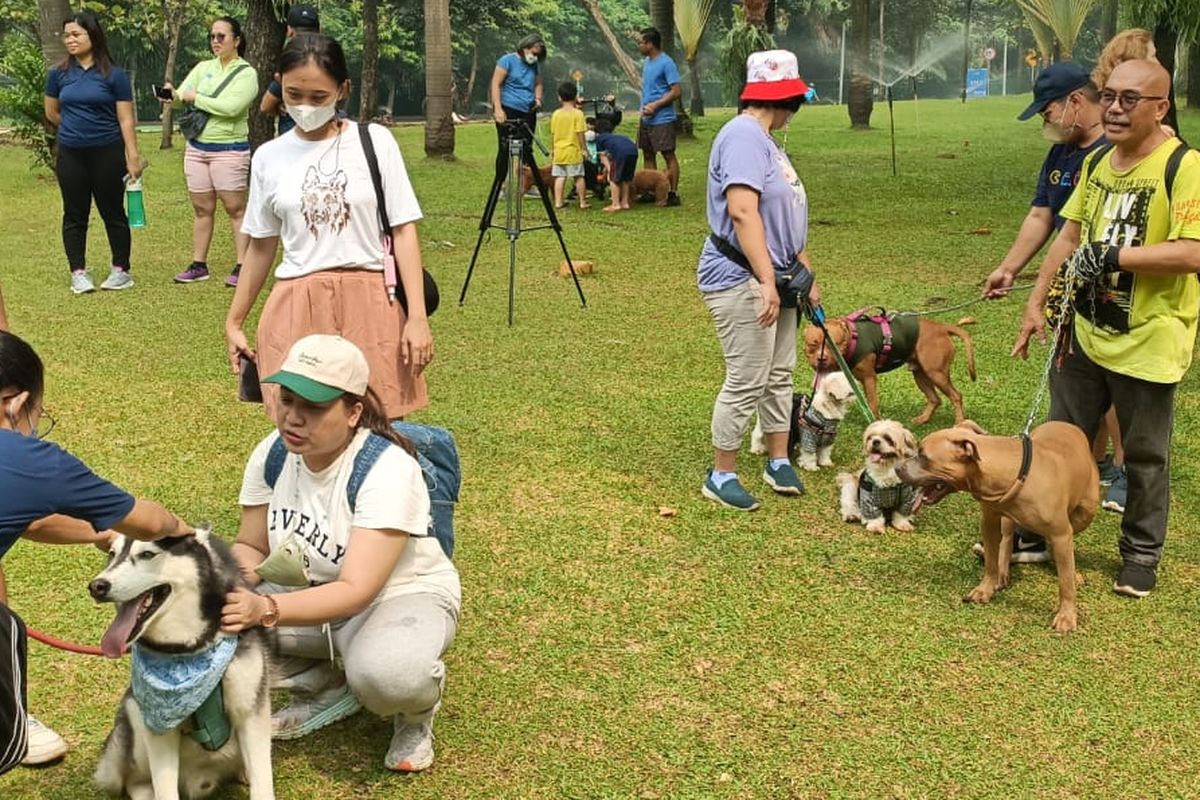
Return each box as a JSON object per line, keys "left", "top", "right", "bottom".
{"left": 521, "top": 164, "right": 555, "bottom": 194}
{"left": 896, "top": 420, "right": 1099, "bottom": 632}
{"left": 804, "top": 309, "right": 976, "bottom": 424}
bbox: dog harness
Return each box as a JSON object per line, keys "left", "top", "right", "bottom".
{"left": 843, "top": 308, "right": 921, "bottom": 373}
{"left": 131, "top": 635, "right": 237, "bottom": 749}
{"left": 857, "top": 470, "right": 919, "bottom": 521}
{"left": 795, "top": 394, "right": 841, "bottom": 455}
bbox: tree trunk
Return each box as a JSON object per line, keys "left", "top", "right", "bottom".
{"left": 848, "top": 0, "right": 873, "bottom": 127}
{"left": 1100, "top": 0, "right": 1118, "bottom": 43}
{"left": 243, "top": 0, "right": 286, "bottom": 151}
{"left": 579, "top": 0, "right": 642, "bottom": 91}
{"left": 688, "top": 56, "right": 704, "bottom": 117}
{"left": 424, "top": 0, "right": 454, "bottom": 158}
{"left": 1188, "top": 38, "right": 1200, "bottom": 110}
{"left": 160, "top": 7, "right": 184, "bottom": 150}
{"left": 766, "top": 0, "right": 777, "bottom": 34}
{"left": 360, "top": 0, "right": 379, "bottom": 121}
{"left": 37, "top": 0, "right": 71, "bottom": 67}
{"left": 1154, "top": 23, "right": 1179, "bottom": 135}
{"left": 463, "top": 45, "right": 479, "bottom": 115}
{"left": 878, "top": 0, "right": 885, "bottom": 95}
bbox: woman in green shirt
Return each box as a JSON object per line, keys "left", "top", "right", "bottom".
{"left": 163, "top": 16, "right": 258, "bottom": 287}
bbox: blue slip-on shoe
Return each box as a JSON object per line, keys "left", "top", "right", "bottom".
{"left": 702, "top": 470, "right": 761, "bottom": 511}
{"left": 763, "top": 461, "right": 805, "bottom": 496}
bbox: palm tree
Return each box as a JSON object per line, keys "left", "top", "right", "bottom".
{"left": 1016, "top": 0, "right": 1098, "bottom": 60}
{"left": 244, "top": 0, "right": 286, "bottom": 150}
{"left": 36, "top": 0, "right": 71, "bottom": 66}
{"left": 847, "top": 0, "right": 873, "bottom": 128}
{"left": 579, "top": 0, "right": 642, "bottom": 91}
{"left": 675, "top": 0, "right": 717, "bottom": 116}
{"left": 424, "top": 0, "right": 454, "bottom": 158}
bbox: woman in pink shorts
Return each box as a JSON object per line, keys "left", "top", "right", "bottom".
{"left": 164, "top": 16, "right": 257, "bottom": 286}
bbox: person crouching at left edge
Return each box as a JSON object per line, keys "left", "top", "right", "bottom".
{"left": 698, "top": 50, "right": 819, "bottom": 511}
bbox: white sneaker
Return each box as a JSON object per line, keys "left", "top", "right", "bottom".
{"left": 271, "top": 682, "right": 361, "bottom": 740}
{"left": 100, "top": 267, "right": 134, "bottom": 290}
{"left": 385, "top": 716, "right": 434, "bottom": 772}
{"left": 70, "top": 270, "right": 95, "bottom": 295}
{"left": 22, "top": 715, "right": 68, "bottom": 765}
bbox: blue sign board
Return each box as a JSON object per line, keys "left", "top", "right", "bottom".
{"left": 966, "top": 68, "right": 989, "bottom": 98}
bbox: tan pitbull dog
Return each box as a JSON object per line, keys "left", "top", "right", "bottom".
{"left": 896, "top": 420, "right": 1098, "bottom": 632}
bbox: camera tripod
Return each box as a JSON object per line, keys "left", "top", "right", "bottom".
{"left": 460, "top": 119, "right": 587, "bottom": 326}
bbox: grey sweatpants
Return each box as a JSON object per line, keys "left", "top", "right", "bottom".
{"left": 272, "top": 590, "right": 458, "bottom": 723}
{"left": 1049, "top": 334, "right": 1177, "bottom": 567}
{"left": 704, "top": 280, "right": 798, "bottom": 451}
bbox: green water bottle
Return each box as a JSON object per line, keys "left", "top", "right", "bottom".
{"left": 126, "top": 176, "right": 146, "bottom": 229}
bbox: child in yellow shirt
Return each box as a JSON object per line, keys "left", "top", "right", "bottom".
{"left": 549, "top": 82, "right": 589, "bottom": 209}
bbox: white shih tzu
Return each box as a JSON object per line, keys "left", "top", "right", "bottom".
{"left": 838, "top": 419, "right": 920, "bottom": 534}
{"left": 750, "top": 372, "right": 857, "bottom": 470}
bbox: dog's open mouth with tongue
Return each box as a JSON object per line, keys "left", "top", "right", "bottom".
{"left": 95, "top": 585, "right": 172, "bottom": 659}
{"left": 896, "top": 456, "right": 957, "bottom": 513}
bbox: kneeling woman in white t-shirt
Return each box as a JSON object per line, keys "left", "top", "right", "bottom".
{"left": 225, "top": 32, "right": 433, "bottom": 421}
{"left": 221, "top": 335, "right": 459, "bottom": 772}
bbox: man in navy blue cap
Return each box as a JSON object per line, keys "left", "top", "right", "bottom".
{"left": 983, "top": 62, "right": 1106, "bottom": 299}
{"left": 260, "top": 4, "right": 321, "bottom": 139}
{"left": 975, "top": 60, "right": 1107, "bottom": 564}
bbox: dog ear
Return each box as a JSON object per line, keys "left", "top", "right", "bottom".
{"left": 957, "top": 419, "right": 988, "bottom": 435}
{"left": 194, "top": 523, "right": 212, "bottom": 543}
{"left": 956, "top": 435, "right": 981, "bottom": 462}
{"left": 902, "top": 429, "right": 918, "bottom": 458}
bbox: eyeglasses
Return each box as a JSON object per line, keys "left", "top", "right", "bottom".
{"left": 34, "top": 407, "right": 55, "bottom": 440}
{"left": 1099, "top": 90, "right": 1167, "bottom": 111}
{"left": 210, "top": 32, "right": 227, "bottom": 42}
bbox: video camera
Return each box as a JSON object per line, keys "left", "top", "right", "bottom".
{"left": 500, "top": 119, "right": 549, "bottom": 156}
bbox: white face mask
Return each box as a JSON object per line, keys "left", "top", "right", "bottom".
{"left": 585, "top": 130, "right": 596, "bottom": 142}
{"left": 290, "top": 102, "right": 337, "bottom": 132}
{"left": 524, "top": 52, "right": 539, "bottom": 66}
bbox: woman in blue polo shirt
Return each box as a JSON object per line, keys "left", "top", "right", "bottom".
{"left": 0, "top": 329, "right": 195, "bottom": 775}
{"left": 44, "top": 11, "right": 143, "bottom": 296}
{"left": 489, "top": 34, "right": 546, "bottom": 185}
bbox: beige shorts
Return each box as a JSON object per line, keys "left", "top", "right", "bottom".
{"left": 184, "top": 144, "right": 250, "bottom": 193}
{"left": 552, "top": 163, "right": 585, "bottom": 178}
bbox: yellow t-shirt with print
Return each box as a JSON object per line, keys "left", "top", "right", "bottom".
{"left": 550, "top": 107, "right": 586, "bottom": 166}
{"left": 1060, "top": 138, "right": 1200, "bottom": 384}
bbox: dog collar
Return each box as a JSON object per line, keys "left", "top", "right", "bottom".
{"left": 994, "top": 434, "right": 1033, "bottom": 505}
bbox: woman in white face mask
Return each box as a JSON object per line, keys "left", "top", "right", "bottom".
{"left": 227, "top": 33, "right": 434, "bottom": 423}
{"left": 489, "top": 33, "right": 546, "bottom": 184}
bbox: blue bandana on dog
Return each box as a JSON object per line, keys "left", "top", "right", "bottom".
{"left": 131, "top": 636, "right": 238, "bottom": 734}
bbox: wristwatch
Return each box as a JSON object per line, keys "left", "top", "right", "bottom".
{"left": 260, "top": 595, "right": 280, "bottom": 629}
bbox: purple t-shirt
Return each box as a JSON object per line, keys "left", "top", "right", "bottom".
{"left": 697, "top": 114, "right": 809, "bottom": 292}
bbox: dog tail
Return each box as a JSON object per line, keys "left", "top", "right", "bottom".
{"left": 947, "top": 325, "right": 977, "bottom": 381}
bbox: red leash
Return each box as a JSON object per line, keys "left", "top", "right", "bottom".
{"left": 25, "top": 625, "right": 124, "bottom": 658}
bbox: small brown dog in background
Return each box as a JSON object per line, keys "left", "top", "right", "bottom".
{"left": 521, "top": 164, "right": 555, "bottom": 194}
{"left": 838, "top": 419, "right": 920, "bottom": 534}
{"left": 897, "top": 420, "right": 1098, "bottom": 633}
{"left": 804, "top": 312, "right": 976, "bottom": 424}
{"left": 633, "top": 170, "right": 670, "bottom": 207}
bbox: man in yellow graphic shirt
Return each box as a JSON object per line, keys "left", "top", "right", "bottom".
{"left": 1014, "top": 59, "right": 1200, "bottom": 598}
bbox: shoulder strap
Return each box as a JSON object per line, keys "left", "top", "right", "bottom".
{"left": 358, "top": 122, "right": 391, "bottom": 235}
{"left": 1164, "top": 140, "right": 1191, "bottom": 204}
{"left": 208, "top": 63, "right": 250, "bottom": 100}
{"left": 346, "top": 432, "right": 391, "bottom": 512}
{"left": 264, "top": 437, "right": 287, "bottom": 489}
{"left": 1082, "top": 143, "right": 1114, "bottom": 179}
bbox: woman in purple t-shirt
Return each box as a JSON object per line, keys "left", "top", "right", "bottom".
{"left": 698, "top": 50, "right": 819, "bottom": 512}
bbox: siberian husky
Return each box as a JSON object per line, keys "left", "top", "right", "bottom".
{"left": 89, "top": 527, "right": 274, "bottom": 800}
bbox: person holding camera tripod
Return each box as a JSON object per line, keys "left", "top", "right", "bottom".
{"left": 490, "top": 34, "right": 546, "bottom": 186}
{"left": 698, "top": 51, "right": 818, "bottom": 511}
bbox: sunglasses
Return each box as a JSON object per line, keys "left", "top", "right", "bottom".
{"left": 1099, "top": 90, "right": 1167, "bottom": 111}
{"left": 210, "top": 32, "right": 228, "bottom": 42}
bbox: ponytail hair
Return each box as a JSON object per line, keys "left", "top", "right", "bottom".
{"left": 344, "top": 388, "right": 415, "bottom": 457}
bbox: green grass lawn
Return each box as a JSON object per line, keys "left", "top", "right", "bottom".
{"left": 3, "top": 96, "right": 1200, "bottom": 799}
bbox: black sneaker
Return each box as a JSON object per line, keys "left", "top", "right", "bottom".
{"left": 970, "top": 533, "right": 1050, "bottom": 563}
{"left": 1113, "top": 562, "right": 1156, "bottom": 598}
{"left": 666, "top": 192, "right": 681, "bottom": 207}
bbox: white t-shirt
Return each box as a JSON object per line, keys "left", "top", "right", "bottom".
{"left": 240, "top": 428, "right": 460, "bottom": 608}
{"left": 242, "top": 122, "right": 423, "bottom": 279}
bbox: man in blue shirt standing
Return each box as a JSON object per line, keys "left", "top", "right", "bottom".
{"left": 259, "top": 4, "right": 320, "bottom": 137}
{"left": 637, "top": 27, "right": 682, "bottom": 206}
